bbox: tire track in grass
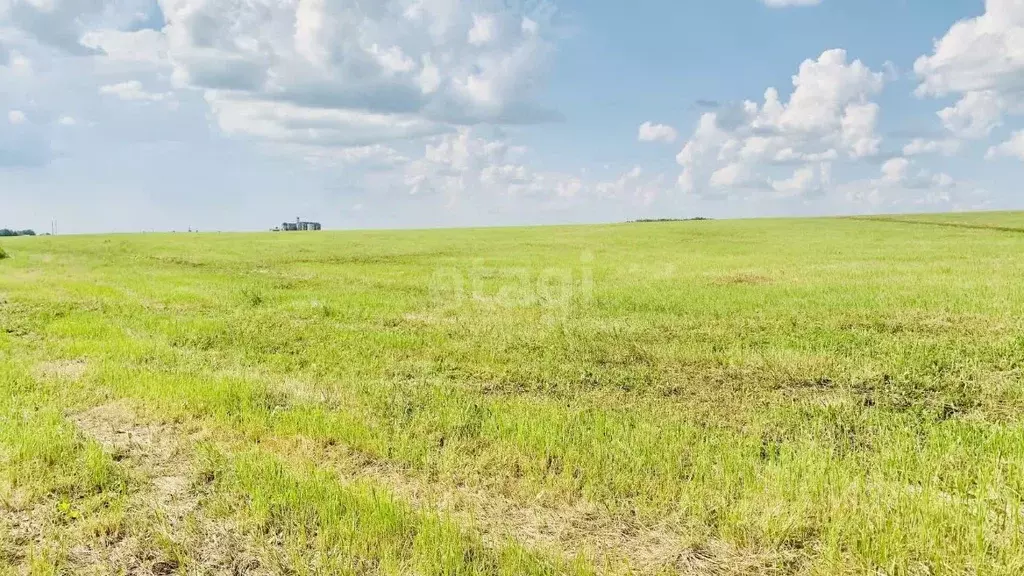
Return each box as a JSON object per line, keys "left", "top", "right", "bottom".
{"left": 75, "top": 403, "right": 594, "bottom": 576}
{"left": 257, "top": 376, "right": 798, "bottom": 574}
{"left": 845, "top": 216, "right": 1024, "bottom": 234}
{"left": 261, "top": 435, "right": 797, "bottom": 576}
{"left": 75, "top": 400, "right": 795, "bottom": 575}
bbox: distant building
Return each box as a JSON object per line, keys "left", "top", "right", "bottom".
{"left": 276, "top": 217, "right": 322, "bottom": 232}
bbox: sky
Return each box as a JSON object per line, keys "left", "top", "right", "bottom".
{"left": 1, "top": 0, "right": 1023, "bottom": 233}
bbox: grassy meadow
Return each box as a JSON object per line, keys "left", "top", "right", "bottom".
{"left": 2, "top": 212, "right": 1024, "bottom": 574}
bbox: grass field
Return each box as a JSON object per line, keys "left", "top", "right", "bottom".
{"left": 2, "top": 212, "right": 1024, "bottom": 575}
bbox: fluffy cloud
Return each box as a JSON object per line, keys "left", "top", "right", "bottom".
{"left": 396, "top": 128, "right": 666, "bottom": 208}
{"left": 150, "top": 0, "right": 559, "bottom": 148}
{"left": 770, "top": 163, "right": 830, "bottom": 197}
{"left": 986, "top": 131, "right": 1024, "bottom": 160}
{"left": 879, "top": 157, "right": 910, "bottom": 185}
{"left": 7, "top": 109, "right": 25, "bottom": 124}
{"left": 676, "top": 49, "right": 885, "bottom": 197}
{"left": 638, "top": 122, "right": 678, "bottom": 143}
{"left": 0, "top": 0, "right": 585, "bottom": 210}
{"left": 0, "top": 0, "right": 993, "bottom": 221}
{"left": 3, "top": 0, "right": 562, "bottom": 150}
{"left": 99, "top": 80, "right": 172, "bottom": 102}
{"left": 0, "top": 0, "right": 106, "bottom": 54}
{"left": 936, "top": 90, "right": 1004, "bottom": 139}
{"left": 902, "top": 138, "right": 961, "bottom": 157}
{"left": 404, "top": 128, "right": 550, "bottom": 201}
{"left": 468, "top": 13, "right": 497, "bottom": 46}
{"left": 878, "top": 156, "right": 954, "bottom": 191}
{"left": 207, "top": 93, "right": 445, "bottom": 148}
{"left": 285, "top": 142, "right": 409, "bottom": 169}
{"left": 81, "top": 28, "right": 168, "bottom": 65}
{"left": 594, "top": 166, "right": 664, "bottom": 205}
{"left": 842, "top": 157, "right": 957, "bottom": 206}
{"left": 840, "top": 102, "right": 881, "bottom": 158}
{"left": 914, "top": 0, "right": 1024, "bottom": 138}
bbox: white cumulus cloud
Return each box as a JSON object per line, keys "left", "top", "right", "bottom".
{"left": 675, "top": 49, "right": 885, "bottom": 197}
{"left": 936, "top": 90, "right": 1005, "bottom": 139}
{"left": 915, "top": 0, "right": 1024, "bottom": 138}
{"left": 771, "top": 163, "right": 830, "bottom": 197}
{"left": 81, "top": 28, "right": 169, "bottom": 65}
{"left": 903, "top": 138, "right": 961, "bottom": 157}
{"left": 152, "top": 0, "right": 560, "bottom": 148}
{"left": 638, "top": 122, "right": 678, "bottom": 143}
{"left": 0, "top": 0, "right": 106, "bottom": 54}
{"left": 399, "top": 128, "right": 667, "bottom": 208}
{"left": 98, "top": 80, "right": 171, "bottom": 102}
{"left": 468, "top": 14, "right": 498, "bottom": 46}
{"left": 843, "top": 156, "right": 958, "bottom": 207}
{"left": 879, "top": 157, "right": 910, "bottom": 185}
{"left": 878, "top": 157, "right": 955, "bottom": 190}
{"left": 986, "top": 131, "right": 1024, "bottom": 160}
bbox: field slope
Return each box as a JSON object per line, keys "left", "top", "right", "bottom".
{"left": 2, "top": 213, "right": 1024, "bottom": 575}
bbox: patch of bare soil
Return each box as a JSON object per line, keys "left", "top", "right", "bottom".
{"left": 0, "top": 490, "right": 51, "bottom": 572}
{"left": 70, "top": 403, "right": 266, "bottom": 575}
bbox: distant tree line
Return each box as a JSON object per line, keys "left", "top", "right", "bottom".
{"left": 0, "top": 229, "right": 36, "bottom": 237}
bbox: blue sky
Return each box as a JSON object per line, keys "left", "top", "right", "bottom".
{"left": 1, "top": 0, "right": 1022, "bottom": 233}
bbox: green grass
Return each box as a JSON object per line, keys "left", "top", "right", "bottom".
{"left": 1, "top": 213, "right": 1024, "bottom": 574}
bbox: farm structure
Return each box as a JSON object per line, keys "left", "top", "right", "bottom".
{"left": 276, "top": 218, "right": 322, "bottom": 231}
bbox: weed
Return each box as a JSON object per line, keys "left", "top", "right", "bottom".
{"left": 240, "top": 287, "right": 266, "bottom": 307}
